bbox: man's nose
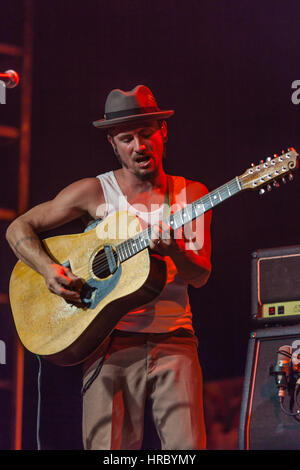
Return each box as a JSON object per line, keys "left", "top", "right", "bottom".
{"left": 134, "top": 136, "right": 147, "bottom": 153}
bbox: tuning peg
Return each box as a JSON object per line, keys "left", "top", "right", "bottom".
{"left": 266, "top": 157, "right": 272, "bottom": 162}
{"left": 259, "top": 188, "right": 265, "bottom": 195}
{"left": 251, "top": 162, "right": 255, "bottom": 167}
{"left": 273, "top": 181, "right": 280, "bottom": 188}
{"left": 266, "top": 184, "right": 272, "bottom": 192}
{"left": 282, "top": 150, "right": 285, "bottom": 154}
{"left": 288, "top": 173, "right": 294, "bottom": 182}
{"left": 281, "top": 177, "right": 287, "bottom": 184}
{"left": 260, "top": 160, "right": 264, "bottom": 164}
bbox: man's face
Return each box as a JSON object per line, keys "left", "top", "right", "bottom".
{"left": 107, "top": 120, "right": 167, "bottom": 179}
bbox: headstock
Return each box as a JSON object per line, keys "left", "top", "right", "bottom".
{"left": 239, "top": 148, "right": 299, "bottom": 193}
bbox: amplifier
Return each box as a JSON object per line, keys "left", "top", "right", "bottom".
{"left": 251, "top": 245, "right": 300, "bottom": 324}
{"left": 239, "top": 324, "right": 300, "bottom": 450}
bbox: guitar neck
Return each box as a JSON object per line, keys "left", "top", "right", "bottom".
{"left": 116, "top": 176, "right": 242, "bottom": 262}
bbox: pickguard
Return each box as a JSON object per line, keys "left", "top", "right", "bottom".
{"left": 62, "top": 258, "right": 122, "bottom": 309}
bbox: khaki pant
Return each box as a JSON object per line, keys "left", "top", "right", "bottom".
{"left": 82, "top": 329, "right": 206, "bottom": 450}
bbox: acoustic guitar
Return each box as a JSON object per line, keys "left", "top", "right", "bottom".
{"left": 9, "top": 148, "right": 299, "bottom": 366}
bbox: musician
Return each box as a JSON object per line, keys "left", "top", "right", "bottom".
{"left": 6, "top": 85, "right": 212, "bottom": 450}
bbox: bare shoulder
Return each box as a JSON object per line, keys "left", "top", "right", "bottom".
{"left": 183, "top": 177, "right": 209, "bottom": 203}
{"left": 56, "top": 177, "right": 103, "bottom": 198}
{"left": 54, "top": 177, "right": 104, "bottom": 210}
{"left": 15, "top": 177, "right": 104, "bottom": 233}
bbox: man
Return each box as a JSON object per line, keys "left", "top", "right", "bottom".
{"left": 6, "top": 85, "right": 212, "bottom": 450}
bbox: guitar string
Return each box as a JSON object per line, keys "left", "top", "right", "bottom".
{"left": 69, "top": 178, "right": 241, "bottom": 279}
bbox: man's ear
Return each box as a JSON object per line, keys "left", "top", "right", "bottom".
{"left": 107, "top": 134, "right": 113, "bottom": 147}
{"left": 161, "top": 121, "right": 168, "bottom": 143}
{"left": 107, "top": 134, "right": 117, "bottom": 154}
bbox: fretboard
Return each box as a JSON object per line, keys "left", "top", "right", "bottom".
{"left": 116, "top": 177, "right": 241, "bottom": 262}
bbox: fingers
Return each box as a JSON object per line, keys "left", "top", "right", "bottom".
{"left": 48, "top": 279, "right": 82, "bottom": 303}
{"left": 149, "top": 222, "right": 174, "bottom": 252}
{"left": 62, "top": 267, "right": 84, "bottom": 290}
{"left": 46, "top": 264, "right": 84, "bottom": 307}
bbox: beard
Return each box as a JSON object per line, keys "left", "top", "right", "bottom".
{"left": 113, "top": 146, "right": 161, "bottom": 181}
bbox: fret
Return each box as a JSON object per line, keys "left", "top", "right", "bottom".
{"left": 123, "top": 241, "right": 128, "bottom": 258}
{"left": 117, "top": 245, "right": 124, "bottom": 262}
{"left": 210, "top": 191, "right": 221, "bottom": 205}
{"left": 180, "top": 209, "right": 185, "bottom": 225}
{"left": 122, "top": 240, "right": 128, "bottom": 258}
{"left": 219, "top": 185, "right": 230, "bottom": 201}
{"left": 186, "top": 204, "right": 193, "bottom": 223}
{"left": 129, "top": 239, "right": 135, "bottom": 256}
{"left": 124, "top": 240, "right": 131, "bottom": 257}
{"left": 194, "top": 200, "right": 205, "bottom": 216}
{"left": 117, "top": 243, "right": 125, "bottom": 262}
{"left": 140, "top": 228, "right": 150, "bottom": 249}
{"left": 169, "top": 214, "right": 175, "bottom": 229}
{"left": 202, "top": 195, "right": 213, "bottom": 210}
{"left": 140, "top": 233, "right": 147, "bottom": 248}
{"left": 189, "top": 204, "right": 196, "bottom": 220}
{"left": 173, "top": 212, "right": 182, "bottom": 229}
{"left": 134, "top": 236, "right": 142, "bottom": 252}
{"left": 228, "top": 178, "right": 240, "bottom": 195}
{"left": 130, "top": 239, "right": 137, "bottom": 254}
{"left": 181, "top": 206, "right": 192, "bottom": 224}
{"left": 235, "top": 176, "right": 242, "bottom": 191}
{"left": 122, "top": 242, "right": 128, "bottom": 259}
{"left": 203, "top": 198, "right": 212, "bottom": 212}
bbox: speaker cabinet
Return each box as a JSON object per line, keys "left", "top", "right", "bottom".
{"left": 239, "top": 324, "right": 300, "bottom": 450}
{"left": 251, "top": 245, "right": 300, "bottom": 325}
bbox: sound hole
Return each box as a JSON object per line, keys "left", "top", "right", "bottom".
{"left": 91, "top": 246, "right": 118, "bottom": 279}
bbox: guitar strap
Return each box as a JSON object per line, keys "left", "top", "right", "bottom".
{"left": 165, "top": 173, "right": 187, "bottom": 219}
{"left": 163, "top": 174, "right": 171, "bottom": 219}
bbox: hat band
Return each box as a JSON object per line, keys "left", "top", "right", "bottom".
{"left": 105, "top": 106, "right": 159, "bottom": 120}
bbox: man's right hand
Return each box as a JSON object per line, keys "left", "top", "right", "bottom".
{"left": 42, "top": 263, "right": 84, "bottom": 307}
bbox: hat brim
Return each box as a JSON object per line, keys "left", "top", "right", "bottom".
{"left": 92, "top": 110, "right": 174, "bottom": 129}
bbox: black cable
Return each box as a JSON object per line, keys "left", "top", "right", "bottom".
{"left": 279, "top": 386, "right": 300, "bottom": 417}
{"left": 81, "top": 337, "right": 113, "bottom": 396}
{"left": 36, "top": 354, "right": 42, "bottom": 450}
{"left": 279, "top": 397, "right": 300, "bottom": 417}
{"left": 294, "top": 383, "right": 300, "bottom": 411}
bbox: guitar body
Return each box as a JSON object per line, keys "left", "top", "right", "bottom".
{"left": 9, "top": 211, "right": 167, "bottom": 366}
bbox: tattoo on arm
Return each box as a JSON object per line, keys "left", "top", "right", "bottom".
{"left": 14, "top": 236, "right": 38, "bottom": 254}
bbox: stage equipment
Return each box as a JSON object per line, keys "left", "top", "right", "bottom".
{"left": 251, "top": 245, "right": 300, "bottom": 325}
{"left": 239, "top": 324, "right": 300, "bottom": 450}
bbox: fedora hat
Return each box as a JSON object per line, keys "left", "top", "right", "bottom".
{"left": 92, "top": 85, "right": 174, "bottom": 129}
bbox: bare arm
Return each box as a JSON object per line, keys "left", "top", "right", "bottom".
{"left": 149, "top": 180, "right": 212, "bottom": 288}
{"left": 6, "top": 177, "right": 104, "bottom": 305}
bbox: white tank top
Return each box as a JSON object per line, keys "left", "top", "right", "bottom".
{"left": 96, "top": 170, "right": 193, "bottom": 333}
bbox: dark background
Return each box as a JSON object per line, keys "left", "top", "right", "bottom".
{"left": 0, "top": 0, "right": 300, "bottom": 450}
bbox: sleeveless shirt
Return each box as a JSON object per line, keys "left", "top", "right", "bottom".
{"left": 96, "top": 170, "right": 193, "bottom": 333}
